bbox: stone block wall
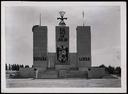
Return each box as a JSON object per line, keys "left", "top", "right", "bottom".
{"left": 48, "top": 53, "right": 56, "bottom": 68}
{"left": 88, "top": 67, "right": 106, "bottom": 78}
{"left": 69, "top": 53, "right": 77, "bottom": 68}
{"left": 19, "top": 68, "right": 35, "bottom": 78}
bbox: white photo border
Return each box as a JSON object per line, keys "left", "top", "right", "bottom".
{"left": 1, "top": 1, "right": 127, "bottom": 93}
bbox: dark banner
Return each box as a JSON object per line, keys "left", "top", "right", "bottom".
{"left": 57, "top": 45, "right": 69, "bottom": 64}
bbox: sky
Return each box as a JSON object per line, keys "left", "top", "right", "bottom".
{"left": 5, "top": 3, "right": 121, "bottom": 67}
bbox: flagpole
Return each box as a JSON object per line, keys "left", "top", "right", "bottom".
{"left": 40, "top": 13, "right": 41, "bottom": 26}
{"left": 83, "top": 11, "right": 85, "bottom": 26}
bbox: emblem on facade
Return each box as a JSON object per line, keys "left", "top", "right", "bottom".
{"left": 57, "top": 45, "right": 68, "bottom": 64}
{"left": 57, "top": 11, "right": 67, "bottom": 26}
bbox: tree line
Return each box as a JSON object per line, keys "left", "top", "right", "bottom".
{"left": 5, "top": 64, "right": 30, "bottom": 71}
{"left": 99, "top": 64, "right": 121, "bottom": 76}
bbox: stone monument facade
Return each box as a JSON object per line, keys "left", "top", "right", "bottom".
{"left": 18, "top": 11, "right": 107, "bottom": 79}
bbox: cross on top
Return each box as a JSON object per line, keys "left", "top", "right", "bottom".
{"left": 57, "top": 11, "right": 67, "bottom": 26}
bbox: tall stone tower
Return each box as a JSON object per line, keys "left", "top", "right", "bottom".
{"left": 32, "top": 25, "right": 48, "bottom": 70}
{"left": 55, "top": 11, "right": 70, "bottom": 70}
{"left": 77, "top": 26, "right": 91, "bottom": 69}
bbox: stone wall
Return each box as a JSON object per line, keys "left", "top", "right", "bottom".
{"left": 77, "top": 26, "right": 91, "bottom": 68}
{"left": 48, "top": 53, "right": 56, "bottom": 68}
{"left": 19, "top": 68, "right": 35, "bottom": 78}
{"left": 69, "top": 53, "right": 77, "bottom": 68}
{"left": 38, "top": 69, "right": 58, "bottom": 79}
{"left": 88, "top": 67, "right": 106, "bottom": 78}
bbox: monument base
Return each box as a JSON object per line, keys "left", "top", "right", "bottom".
{"left": 17, "top": 67, "right": 106, "bottom": 79}
{"left": 38, "top": 69, "right": 58, "bottom": 79}
{"left": 55, "top": 65, "right": 70, "bottom": 70}
{"left": 58, "top": 70, "right": 88, "bottom": 78}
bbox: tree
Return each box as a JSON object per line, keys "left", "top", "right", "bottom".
{"left": 99, "top": 64, "right": 106, "bottom": 68}
{"left": 16, "top": 64, "right": 19, "bottom": 71}
{"left": 9, "top": 64, "right": 11, "bottom": 70}
{"left": 17, "top": 64, "right": 20, "bottom": 71}
{"left": 21, "top": 64, "right": 24, "bottom": 68}
{"left": 6, "top": 64, "right": 8, "bottom": 70}
{"left": 25, "top": 65, "right": 29, "bottom": 68}
{"left": 19, "top": 64, "right": 22, "bottom": 68}
{"left": 12, "top": 64, "right": 17, "bottom": 71}
{"left": 108, "top": 66, "right": 115, "bottom": 74}
{"left": 14, "top": 64, "right": 16, "bottom": 70}
{"left": 115, "top": 66, "right": 121, "bottom": 76}
{"left": 12, "top": 64, "right": 14, "bottom": 71}
{"left": 99, "top": 64, "right": 109, "bottom": 73}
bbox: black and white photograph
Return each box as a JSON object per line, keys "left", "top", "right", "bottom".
{"left": 1, "top": 1, "right": 126, "bottom": 93}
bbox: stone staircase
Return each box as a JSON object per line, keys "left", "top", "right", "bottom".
{"left": 38, "top": 69, "right": 58, "bottom": 79}
{"left": 37, "top": 68, "right": 88, "bottom": 79}
{"left": 68, "top": 70, "right": 88, "bottom": 78}
{"left": 59, "top": 70, "right": 88, "bottom": 78}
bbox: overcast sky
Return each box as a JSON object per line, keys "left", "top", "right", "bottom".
{"left": 5, "top": 3, "right": 121, "bottom": 67}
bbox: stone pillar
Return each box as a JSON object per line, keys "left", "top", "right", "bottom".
{"left": 77, "top": 26, "right": 91, "bottom": 70}
{"left": 32, "top": 25, "right": 48, "bottom": 70}
{"left": 55, "top": 26, "right": 70, "bottom": 70}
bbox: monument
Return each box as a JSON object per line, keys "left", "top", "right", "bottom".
{"left": 18, "top": 11, "right": 106, "bottom": 79}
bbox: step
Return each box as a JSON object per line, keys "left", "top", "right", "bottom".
{"left": 38, "top": 70, "right": 58, "bottom": 79}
